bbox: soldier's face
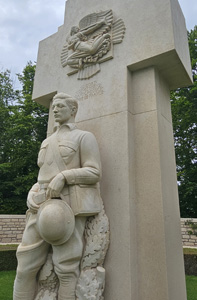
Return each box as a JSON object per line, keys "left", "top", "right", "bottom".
{"left": 52, "top": 99, "right": 73, "bottom": 124}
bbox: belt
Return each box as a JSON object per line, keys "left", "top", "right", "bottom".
{"left": 39, "top": 183, "right": 49, "bottom": 190}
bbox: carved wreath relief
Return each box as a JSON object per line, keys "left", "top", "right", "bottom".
{"left": 61, "top": 9, "right": 126, "bottom": 80}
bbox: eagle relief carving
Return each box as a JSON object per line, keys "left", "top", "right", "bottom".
{"left": 61, "top": 9, "right": 126, "bottom": 80}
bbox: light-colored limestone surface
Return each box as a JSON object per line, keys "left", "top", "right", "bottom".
{"left": 27, "top": 0, "right": 192, "bottom": 299}
{"left": 14, "top": 93, "right": 109, "bottom": 300}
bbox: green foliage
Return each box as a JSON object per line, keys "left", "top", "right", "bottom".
{"left": 0, "top": 250, "right": 17, "bottom": 271}
{"left": 0, "top": 62, "right": 48, "bottom": 214}
{"left": 185, "top": 255, "right": 197, "bottom": 276}
{"left": 171, "top": 26, "right": 197, "bottom": 218}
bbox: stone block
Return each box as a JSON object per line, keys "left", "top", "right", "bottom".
{"left": 185, "top": 242, "right": 195, "bottom": 246}
{"left": 17, "top": 234, "right": 23, "bottom": 239}
{"left": 183, "top": 235, "right": 190, "bottom": 239}
{"left": 1, "top": 238, "right": 12, "bottom": 243}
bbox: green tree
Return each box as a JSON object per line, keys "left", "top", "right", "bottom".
{"left": 0, "top": 70, "right": 21, "bottom": 212}
{"left": 171, "top": 26, "right": 197, "bottom": 217}
{"left": 0, "top": 62, "right": 48, "bottom": 214}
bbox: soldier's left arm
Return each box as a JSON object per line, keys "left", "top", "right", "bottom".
{"left": 62, "top": 132, "right": 102, "bottom": 185}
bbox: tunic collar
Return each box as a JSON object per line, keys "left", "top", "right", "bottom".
{"left": 62, "top": 123, "right": 77, "bottom": 130}
{"left": 56, "top": 123, "right": 77, "bottom": 131}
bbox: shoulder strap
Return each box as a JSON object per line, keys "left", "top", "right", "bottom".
{"left": 49, "top": 133, "right": 72, "bottom": 204}
{"left": 49, "top": 133, "right": 68, "bottom": 172}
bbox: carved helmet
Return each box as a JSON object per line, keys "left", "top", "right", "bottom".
{"left": 37, "top": 199, "right": 75, "bottom": 245}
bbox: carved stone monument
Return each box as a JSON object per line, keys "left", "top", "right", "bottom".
{"left": 14, "top": 93, "right": 109, "bottom": 300}
{"left": 16, "top": 0, "right": 193, "bottom": 299}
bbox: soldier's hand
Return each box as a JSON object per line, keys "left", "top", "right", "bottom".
{"left": 46, "top": 173, "right": 65, "bottom": 199}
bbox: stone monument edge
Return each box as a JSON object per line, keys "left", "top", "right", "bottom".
{"left": 128, "top": 49, "right": 193, "bottom": 90}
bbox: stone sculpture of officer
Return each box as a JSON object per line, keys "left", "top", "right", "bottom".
{"left": 14, "top": 92, "right": 102, "bottom": 300}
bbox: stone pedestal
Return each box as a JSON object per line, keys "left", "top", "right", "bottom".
{"left": 32, "top": 0, "right": 192, "bottom": 299}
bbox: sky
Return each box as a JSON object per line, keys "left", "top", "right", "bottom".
{"left": 0, "top": 0, "right": 196, "bottom": 89}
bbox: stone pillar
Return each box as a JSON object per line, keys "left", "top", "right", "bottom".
{"left": 128, "top": 66, "right": 187, "bottom": 299}
{"left": 32, "top": 0, "right": 193, "bottom": 299}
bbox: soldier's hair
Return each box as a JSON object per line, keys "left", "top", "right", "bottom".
{"left": 53, "top": 93, "right": 78, "bottom": 116}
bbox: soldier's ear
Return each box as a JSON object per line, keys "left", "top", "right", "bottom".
{"left": 71, "top": 106, "right": 77, "bottom": 116}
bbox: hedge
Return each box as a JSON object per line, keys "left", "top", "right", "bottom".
{"left": 184, "top": 254, "right": 197, "bottom": 276}
{"left": 0, "top": 248, "right": 197, "bottom": 275}
{"left": 0, "top": 250, "right": 17, "bottom": 271}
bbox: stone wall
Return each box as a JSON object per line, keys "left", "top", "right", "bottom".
{"left": 181, "top": 218, "right": 197, "bottom": 247}
{"left": 0, "top": 215, "right": 26, "bottom": 243}
{"left": 1, "top": 215, "right": 197, "bottom": 246}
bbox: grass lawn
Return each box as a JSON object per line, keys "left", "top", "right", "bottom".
{"left": 184, "top": 248, "right": 197, "bottom": 255}
{"left": 186, "top": 275, "right": 197, "bottom": 300}
{"left": 0, "top": 270, "right": 16, "bottom": 300}
{"left": 0, "top": 271, "right": 196, "bottom": 300}
{"left": 0, "top": 244, "right": 18, "bottom": 251}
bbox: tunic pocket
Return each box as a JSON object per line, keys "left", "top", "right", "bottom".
{"left": 58, "top": 141, "right": 78, "bottom": 164}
